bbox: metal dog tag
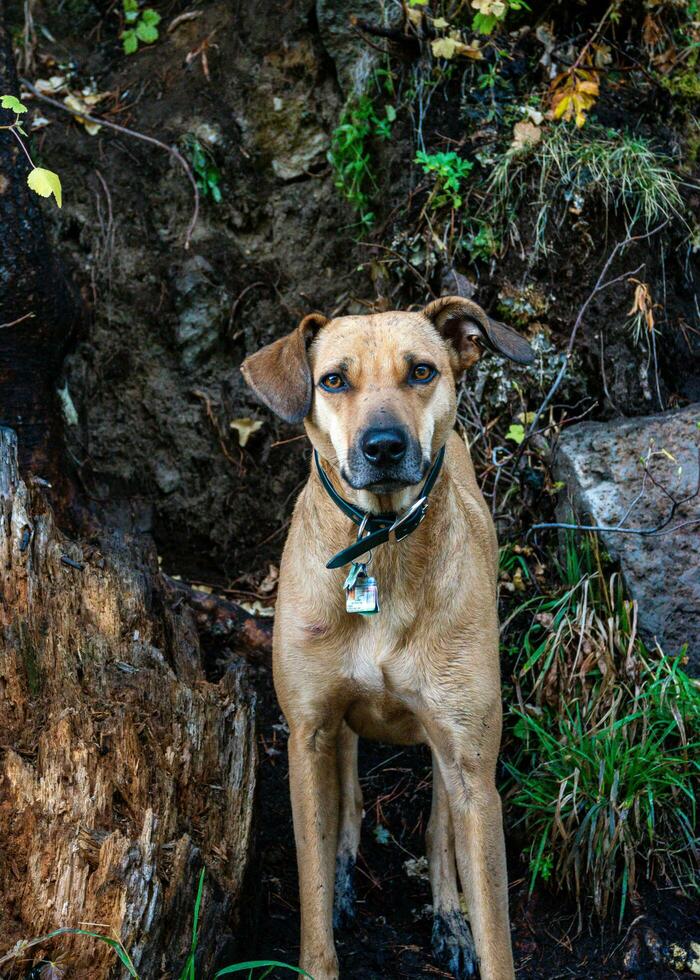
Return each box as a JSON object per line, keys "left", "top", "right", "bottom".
{"left": 344, "top": 562, "right": 380, "bottom": 616}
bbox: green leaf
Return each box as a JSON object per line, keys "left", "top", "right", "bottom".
{"left": 136, "top": 19, "right": 159, "bottom": 43}
{"left": 385, "top": 104, "right": 396, "bottom": 122}
{"left": 121, "top": 29, "right": 139, "bottom": 53}
{"left": 214, "top": 963, "right": 311, "bottom": 978}
{"left": 37, "top": 929, "right": 138, "bottom": 976}
{"left": 140, "top": 8, "right": 161, "bottom": 26}
{"left": 472, "top": 12, "right": 499, "bottom": 34}
{"left": 1, "top": 94, "right": 28, "bottom": 114}
{"left": 506, "top": 423, "right": 525, "bottom": 445}
{"left": 27, "top": 167, "right": 62, "bottom": 208}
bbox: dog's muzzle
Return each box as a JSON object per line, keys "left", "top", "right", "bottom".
{"left": 344, "top": 425, "right": 426, "bottom": 492}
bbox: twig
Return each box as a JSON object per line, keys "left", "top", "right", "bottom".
{"left": 356, "top": 240, "right": 436, "bottom": 295}
{"left": 0, "top": 311, "right": 35, "bottom": 328}
{"left": 516, "top": 221, "right": 668, "bottom": 468}
{"left": 530, "top": 448, "right": 700, "bottom": 538}
{"left": 191, "top": 388, "right": 240, "bottom": 469}
{"left": 530, "top": 517, "right": 700, "bottom": 536}
{"left": 20, "top": 77, "right": 199, "bottom": 249}
{"left": 228, "top": 280, "right": 265, "bottom": 336}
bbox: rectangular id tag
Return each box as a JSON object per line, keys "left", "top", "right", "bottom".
{"left": 346, "top": 572, "right": 380, "bottom": 616}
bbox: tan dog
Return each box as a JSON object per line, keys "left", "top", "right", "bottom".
{"left": 241, "top": 297, "right": 534, "bottom": 980}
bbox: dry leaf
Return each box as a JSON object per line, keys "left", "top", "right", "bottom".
{"left": 511, "top": 120, "right": 541, "bottom": 151}
{"left": 627, "top": 279, "right": 657, "bottom": 332}
{"left": 230, "top": 417, "right": 263, "bottom": 447}
{"left": 592, "top": 42, "right": 612, "bottom": 68}
{"left": 405, "top": 6, "right": 423, "bottom": 28}
{"left": 239, "top": 599, "right": 275, "bottom": 617}
{"left": 549, "top": 66, "right": 599, "bottom": 128}
{"left": 431, "top": 34, "right": 482, "bottom": 60}
{"left": 63, "top": 91, "right": 110, "bottom": 135}
{"left": 35, "top": 75, "right": 68, "bottom": 95}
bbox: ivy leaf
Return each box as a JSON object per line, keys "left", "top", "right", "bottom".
{"left": 506, "top": 423, "right": 525, "bottom": 445}
{"left": 27, "top": 167, "right": 62, "bottom": 208}
{"left": 121, "top": 29, "right": 139, "bottom": 53}
{"left": 1, "top": 94, "right": 28, "bottom": 114}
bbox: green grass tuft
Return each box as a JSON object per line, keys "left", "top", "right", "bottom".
{"left": 487, "top": 127, "right": 685, "bottom": 255}
{"left": 502, "top": 536, "right": 699, "bottom": 925}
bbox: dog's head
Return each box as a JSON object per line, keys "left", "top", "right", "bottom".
{"left": 241, "top": 297, "right": 534, "bottom": 496}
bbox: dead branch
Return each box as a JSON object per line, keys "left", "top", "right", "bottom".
{"left": 162, "top": 574, "right": 273, "bottom": 665}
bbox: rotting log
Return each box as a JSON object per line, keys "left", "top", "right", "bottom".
{"left": 0, "top": 427, "right": 257, "bottom": 978}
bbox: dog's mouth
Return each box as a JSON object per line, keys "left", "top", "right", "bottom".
{"left": 340, "top": 460, "right": 429, "bottom": 496}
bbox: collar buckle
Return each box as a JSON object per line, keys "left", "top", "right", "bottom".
{"left": 389, "top": 495, "right": 428, "bottom": 541}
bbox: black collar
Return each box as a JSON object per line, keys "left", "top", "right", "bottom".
{"left": 313, "top": 446, "right": 446, "bottom": 569}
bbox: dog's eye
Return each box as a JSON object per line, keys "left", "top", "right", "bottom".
{"left": 319, "top": 373, "right": 347, "bottom": 392}
{"left": 410, "top": 364, "right": 437, "bottom": 384}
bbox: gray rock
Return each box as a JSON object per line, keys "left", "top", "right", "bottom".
{"left": 553, "top": 404, "right": 700, "bottom": 673}
{"left": 172, "top": 255, "right": 228, "bottom": 370}
{"left": 316, "top": 0, "right": 402, "bottom": 96}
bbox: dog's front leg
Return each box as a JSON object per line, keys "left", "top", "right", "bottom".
{"left": 288, "top": 722, "right": 341, "bottom": 980}
{"left": 427, "top": 715, "right": 514, "bottom": 980}
{"left": 438, "top": 757, "right": 513, "bottom": 980}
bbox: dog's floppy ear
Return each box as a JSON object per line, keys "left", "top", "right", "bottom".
{"left": 423, "top": 296, "right": 534, "bottom": 373}
{"left": 241, "top": 313, "right": 328, "bottom": 423}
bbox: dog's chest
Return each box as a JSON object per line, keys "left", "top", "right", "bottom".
{"left": 341, "top": 614, "right": 418, "bottom": 698}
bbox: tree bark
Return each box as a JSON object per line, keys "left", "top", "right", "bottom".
{"left": 0, "top": 427, "right": 257, "bottom": 977}
{"left": 0, "top": 1, "right": 80, "bottom": 485}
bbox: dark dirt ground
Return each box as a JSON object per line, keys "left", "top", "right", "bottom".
{"left": 4, "top": 0, "right": 699, "bottom": 976}
{"left": 237, "top": 662, "right": 699, "bottom": 980}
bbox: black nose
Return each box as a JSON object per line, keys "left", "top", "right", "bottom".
{"left": 361, "top": 427, "right": 407, "bottom": 466}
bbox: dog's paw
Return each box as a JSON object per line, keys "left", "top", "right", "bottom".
{"left": 333, "top": 853, "right": 356, "bottom": 930}
{"left": 432, "top": 910, "right": 478, "bottom": 979}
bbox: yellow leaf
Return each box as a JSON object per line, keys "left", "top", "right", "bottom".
{"left": 577, "top": 80, "right": 600, "bottom": 95}
{"left": 552, "top": 93, "right": 571, "bottom": 119}
{"left": 27, "top": 167, "right": 62, "bottom": 207}
{"left": 230, "top": 417, "right": 263, "bottom": 447}
{"left": 433, "top": 16, "right": 449, "bottom": 27}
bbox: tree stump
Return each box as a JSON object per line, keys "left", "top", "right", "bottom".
{"left": 0, "top": 427, "right": 257, "bottom": 978}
